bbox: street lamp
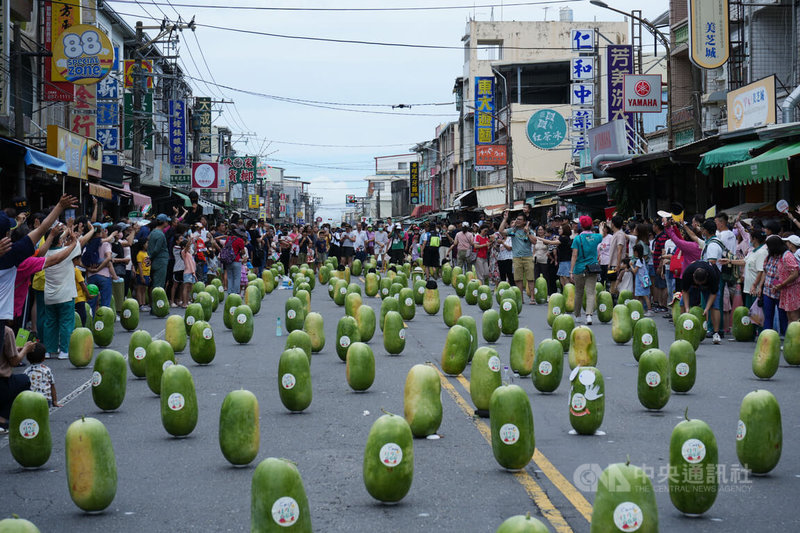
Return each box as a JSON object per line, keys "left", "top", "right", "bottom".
{"left": 590, "top": 0, "right": 673, "bottom": 149}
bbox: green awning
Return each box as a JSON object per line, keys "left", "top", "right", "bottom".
{"left": 697, "top": 139, "right": 771, "bottom": 175}
{"left": 723, "top": 142, "right": 800, "bottom": 187}
{"left": 172, "top": 190, "right": 192, "bottom": 207}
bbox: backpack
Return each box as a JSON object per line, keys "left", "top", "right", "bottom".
{"left": 429, "top": 233, "right": 440, "bottom": 248}
{"left": 708, "top": 238, "right": 736, "bottom": 285}
{"left": 219, "top": 238, "right": 236, "bottom": 266}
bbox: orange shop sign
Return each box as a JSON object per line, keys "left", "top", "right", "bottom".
{"left": 475, "top": 145, "right": 507, "bottom": 166}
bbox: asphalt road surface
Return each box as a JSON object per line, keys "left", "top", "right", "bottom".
{"left": 3, "top": 274, "right": 800, "bottom": 532}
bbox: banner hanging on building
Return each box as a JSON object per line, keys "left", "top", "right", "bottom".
{"left": 0, "top": 0, "right": 9, "bottom": 117}
{"left": 475, "top": 145, "right": 507, "bottom": 166}
{"left": 220, "top": 156, "right": 258, "bottom": 184}
{"left": 168, "top": 100, "right": 186, "bottom": 165}
{"left": 474, "top": 76, "right": 495, "bottom": 145}
{"left": 195, "top": 97, "right": 212, "bottom": 154}
{"left": 688, "top": 0, "right": 730, "bottom": 69}
{"left": 727, "top": 75, "right": 776, "bottom": 132}
{"left": 409, "top": 161, "right": 419, "bottom": 205}
{"left": 45, "top": 0, "right": 79, "bottom": 101}
{"left": 123, "top": 91, "right": 153, "bottom": 150}
{"left": 47, "top": 125, "right": 88, "bottom": 179}
{"left": 607, "top": 45, "right": 634, "bottom": 145}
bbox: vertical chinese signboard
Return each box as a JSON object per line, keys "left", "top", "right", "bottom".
{"left": 96, "top": 76, "right": 120, "bottom": 164}
{"left": 123, "top": 92, "right": 152, "bottom": 150}
{"left": 196, "top": 97, "right": 212, "bottom": 155}
{"left": 45, "top": 0, "right": 80, "bottom": 101}
{"left": 607, "top": 44, "right": 634, "bottom": 149}
{"left": 70, "top": 85, "right": 96, "bottom": 138}
{"left": 569, "top": 29, "right": 596, "bottom": 163}
{"left": 221, "top": 156, "right": 257, "bottom": 184}
{"left": 474, "top": 77, "right": 495, "bottom": 146}
{"left": 169, "top": 100, "right": 186, "bottom": 165}
{"left": 688, "top": 0, "right": 729, "bottom": 69}
{"left": 409, "top": 161, "right": 419, "bottom": 205}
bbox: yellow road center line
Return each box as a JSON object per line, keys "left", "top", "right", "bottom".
{"left": 434, "top": 367, "right": 573, "bottom": 533}
{"left": 454, "top": 374, "right": 593, "bottom": 524}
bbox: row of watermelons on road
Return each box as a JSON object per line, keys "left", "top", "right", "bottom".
{"left": 4, "top": 253, "right": 784, "bottom": 532}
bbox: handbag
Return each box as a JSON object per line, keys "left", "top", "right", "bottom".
{"left": 578, "top": 234, "right": 602, "bottom": 274}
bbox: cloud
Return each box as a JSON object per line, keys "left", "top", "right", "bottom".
{"left": 305, "top": 174, "right": 367, "bottom": 223}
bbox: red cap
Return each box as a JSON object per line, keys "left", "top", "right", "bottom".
{"left": 579, "top": 215, "right": 593, "bottom": 229}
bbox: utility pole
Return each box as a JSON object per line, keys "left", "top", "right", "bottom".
{"left": 131, "top": 21, "right": 144, "bottom": 192}
{"left": 12, "top": 23, "right": 25, "bottom": 196}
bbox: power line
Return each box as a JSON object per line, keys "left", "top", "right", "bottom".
{"left": 108, "top": 0, "right": 580, "bottom": 12}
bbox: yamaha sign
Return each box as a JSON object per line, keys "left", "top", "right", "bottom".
{"left": 623, "top": 75, "right": 663, "bottom": 113}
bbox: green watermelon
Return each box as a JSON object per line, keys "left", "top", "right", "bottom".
{"left": 590, "top": 461, "right": 658, "bottom": 532}
{"left": 547, "top": 293, "right": 566, "bottom": 326}
{"left": 363, "top": 412, "right": 414, "bottom": 502}
{"left": 489, "top": 384, "right": 535, "bottom": 470}
{"left": 611, "top": 304, "right": 633, "bottom": 344}
{"left": 251, "top": 458, "right": 312, "bottom": 531}
{"left": 510, "top": 328, "right": 535, "bottom": 376}
{"left": 632, "top": 318, "right": 658, "bottom": 362}
{"left": 669, "top": 410, "right": 718, "bottom": 515}
{"left": 596, "top": 291, "right": 613, "bottom": 323}
{"left": 736, "top": 389, "right": 782, "bottom": 474}
{"left": 551, "top": 313, "right": 575, "bottom": 351}
{"left": 532, "top": 339, "right": 563, "bottom": 393}
{"left": 669, "top": 340, "right": 696, "bottom": 393}
{"left": 482, "top": 309, "right": 501, "bottom": 343}
{"left": 65, "top": 417, "right": 117, "bottom": 512}
{"left": 278, "top": 348, "right": 312, "bottom": 412}
{"left": 403, "top": 364, "right": 442, "bottom": 438}
{"left": 346, "top": 342, "right": 375, "bottom": 392}
{"left": 568, "top": 366, "right": 604, "bottom": 435}
{"left": 731, "top": 306, "right": 755, "bottom": 342}
{"left": 91, "top": 349, "right": 127, "bottom": 411}
{"left": 638, "top": 348, "right": 670, "bottom": 410}
{"left": 9, "top": 391, "right": 51, "bottom": 468}
{"left": 752, "top": 329, "right": 780, "bottom": 379}
{"left": 189, "top": 321, "right": 216, "bottom": 365}
{"left": 219, "top": 389, "right": 259, "bottom": 466}
{"left": 470, "top": 347, "right": 502, "bottom": 413}
{"left": 441, "top": 324, "right": 471, "bottom": 376}
{"left": 160, "top": 364, "right": 198, "bottom": 437}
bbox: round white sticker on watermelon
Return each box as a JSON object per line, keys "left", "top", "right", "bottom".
{"left": 340, "top": 287, "right": 347, "bottom": 295}
{"left": 538, "top": 361, "right": 553, "bottom": 375}
{"left": 398, "top": 329, "right": 406, "bottom": 340}
{"left": 631, "top": 311, "right": 641, "bottom": 320}
{"left": 287, "top": 310, "right": 296, "bottom": 320}
{"left": 418, "top": 287, "right": 424, "bottom": 294}
{"left": 480, "top": 293, "right": 488, "bottom": 301}
{"left": 123, "top": 309, "right": 131, "bottom": 319}
{"left": 741, "top": 316, "right": 751, "bottom": 326}
{"left": 281, "top": 373, "right": 296, "bottom": 390}
{"left": 91, "top": 371, "right": 102, "bottom": 387}
{"left": 458, "top": 283, "right": 464, "bottom": 289}
{"left": 613, "top": 502, "right": 643, "bottom": 532}
{"left": 19, "top": 419, "right": 39, "bottom": 439}
{"left": 379, "top": 443, "right": 403, "bottom": 466}
{"left": 681, "top": 438, "right": 706, "bottom": 464}
{"left": 641, "top": 333, "right": 653, "bottom": 346}
{"left": 202, "top": 328, "right": 213, "bottom": 340}
{"left": 502, "top": 301, "right": 513, "bottom": 312}
{"left": 133, "top": 347, "right": 146, "bottom": 360}
{"left": 736, "top": 420, "right": 746, "bottom": 441}
{"left": 167, "top": 393, "right": 185, "bottom": 411}
{"left": 556, "top": 330, "right": 567, "bottom": 341}
{"left": 683, "top": 319, "right": 694, "bottom": 330}
{"left": 382, "top": 288, "right": 389, "bottom": 295}
{"left": 186, "top": 315, "right": 195, "bottom": 326}
{"left": 552, "top": 306, "right": 561, "bottom": 315}
{"left": 675, "top": 362, "right": 690, "bottom": 377}
{"left": 339, "top": 335, "right": 351, "bottom": 348}
{"left": 94, "top": 321, "right": 104, "bottom": 332}
{"left": 230, "top": 307, "right": 236, "bottom": 316}
{"left": 162, "top": 360, "right": 174, "bottom": 371}
{"left": 645, "top": 371, "right": 661, "bottom": 387}
{"left": 404, "top": 298, "right": 413, "bottom": 307}
{"left": 499, "top": 423, "right": 520, "bottom": 445}
{"left": 271, "top": 496, "right": 299, "bottom": 527}
{"left": 599, "top": 303, "right": 607, "bottom": 312}
{"left": 488, "top": 355, "right": 501, "bottom": 372}
{"left": 236, "top": 313, "right": 247, "bottom": 324}
{"left": 156, "top": 300, "right": 165, "bottom": 308}
{"left": 472, "top": 290, "right": 478, "bottom": 297}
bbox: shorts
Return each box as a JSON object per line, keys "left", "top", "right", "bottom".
{"left": 649, "top": 264, "right": 667, "bottom": 289}
{"left": 341, "top": 247, "right": 354, "bottom": 258}
{"left": 389, "top": 248, "right": 405, "bottom": 264}
{"left": 183, "top": 272, "right": 197, "bottom": 284}
{"left": 139, "top": 275, "right": 151, "bottom": 286}
{"left": 512, "top": 256, "right": 535, "bottom": 282}
{"left": 557, "top": 261, "right": 571, "bottom": 277}
{"left": 173, "top": 270, "right": 184, "bottom": 283}
{"left": 423, "top": 248, "right": 440, "bottom": 267}
{"left": 315, "top": 252, "right": 327, "bottom": 264}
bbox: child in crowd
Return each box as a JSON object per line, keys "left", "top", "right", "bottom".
{"left": 617, "top": 257, "right": 634, "bottom": 295}
{"left": 631, "top": 243, "right": 653, "bottom": 316}
{"left": 240, "top": 248, "right": 250, "bottom": 293}
{"left": 136, "top": 239, "right": 151, "bottom": 310}
{"left": 181, "top": 235, "right": 197, "bottom": 308}
{"left": 73, "top": 256, "right": 91, "bottom": 327}
{"left": 24, "top": 342, "right": 60, "bottom": 407}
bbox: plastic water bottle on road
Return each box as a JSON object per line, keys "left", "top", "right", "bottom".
{"left": 276, "top": 317, "right": 283, "bottom": 336}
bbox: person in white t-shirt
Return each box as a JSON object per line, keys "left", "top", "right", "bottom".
{"left": 373, "top": 224, "right": 389, "bottom": 269}
{"left": 43, "top": 228, "right": 82, "bottom": 359}
{"left": 714, "top": 212, "right": 737, "bottom": 254}
{"left": 354, "top": 223, "right": 368, "bottom": 262}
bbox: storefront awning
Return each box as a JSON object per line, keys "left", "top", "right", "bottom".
{"left": 697, "top": 139, "right": 772, "bottom": 175}
{"left": 451, "top": 189, "right": 476, "bottom": 208}
{"left": 0, "top": 136, "right": 67, "bottom": 173}
{"left": 88, "top": 183, "right": 112, "bottom": 200}
{"left": 723, "top": 142, "right": 800, "bottom": 187}
{"left": 474, "top": 185, "right": 506, "bottom": 208}
{"left": 410, "top": 204, "right": 433, "bottom": 218}
{"left": 172, "top": 190, "right": 192, "bottom": 207}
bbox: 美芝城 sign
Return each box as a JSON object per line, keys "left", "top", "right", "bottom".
{"left": 688, "top": 0, "right": 729, "bottom": 69}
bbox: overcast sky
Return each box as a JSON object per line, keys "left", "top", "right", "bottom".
{"left": 113, "top": 0, "right": 668, "bottom": 221}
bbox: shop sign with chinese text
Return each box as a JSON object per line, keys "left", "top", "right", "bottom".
{"left": 688, "top": 0, "right": 729, "bottom": 69}
{"left": 474, "top": 77, "right": 495, "bottom": 145}
{"left": 221, "top": 156, "right": 258, "bottom": 184}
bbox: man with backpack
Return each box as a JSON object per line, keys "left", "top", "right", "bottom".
{"left": 219, "top": 227, "right": 246, "bottom": 296}
{"left": 699, "top": 219, "right": 729, "bottom": 344}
